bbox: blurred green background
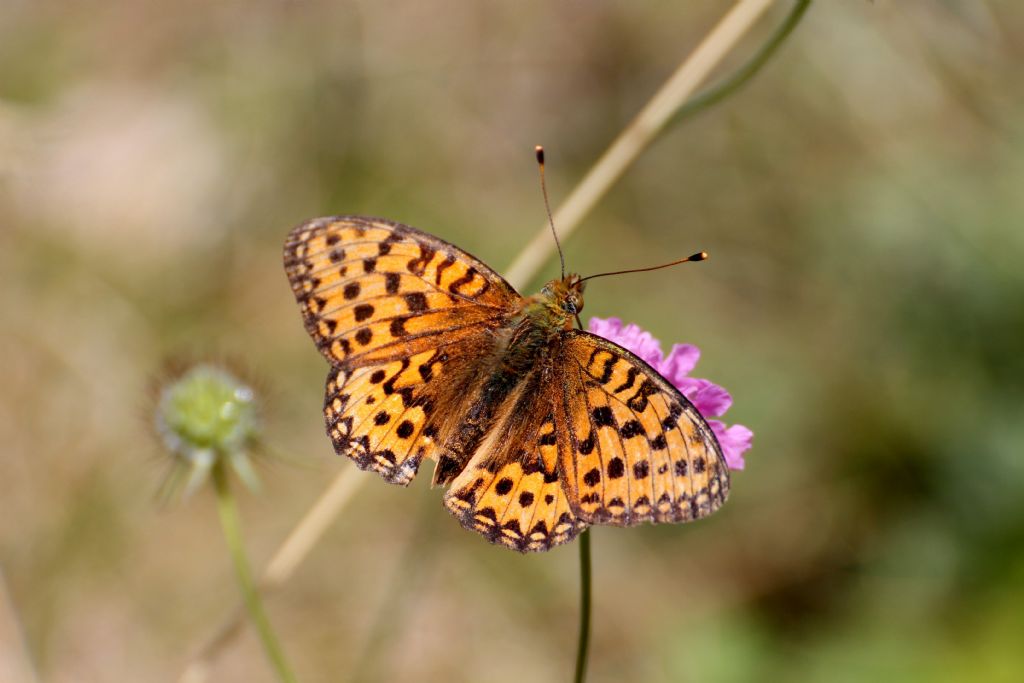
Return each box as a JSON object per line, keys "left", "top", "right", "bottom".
{"left": 2, "top": 1, "right": 1023, "bottom": 681}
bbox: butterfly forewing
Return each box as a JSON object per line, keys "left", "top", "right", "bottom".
{"left": 284, "top": 216, "right": 519, "bottom": 367}
{"left": 286, "top": 216, "right": 521, "bottom": 485}
{"left": 559, "top": 331, "right": 730, "bottom": 526}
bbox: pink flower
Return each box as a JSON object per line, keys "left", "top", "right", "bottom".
{"left": 587, "top": 317, "right": 752, "bottom": 470}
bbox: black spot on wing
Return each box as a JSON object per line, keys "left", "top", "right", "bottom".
{"left": 619, "top": 419, "right": 643, "bottom": 439}
{"left": 578, "top": 431, "right": 595, "bottom": 455}
{"left": 592, "top": 406, "right": 615, "bottom": 428}
{"left": 404, "top": 292, "right": 428, "bottom": 312}
{"left": 390, "top": 317, "right": 409, "bottom": 337}
{"left": 662, "top": 403, "right": 683, "bottom": 430}
{"left": 607, "top": 457, "right": 625, "bottom": 479}
{"left": 354, "top": 304, "right": 374, "bottom": 322}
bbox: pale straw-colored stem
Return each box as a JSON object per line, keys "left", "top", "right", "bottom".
{"left": 503, "top": 0, "right": 775, "bottom": 289}
{"left": 260, "top": 465, "right": 365, "bottom": 586}
{"left": 0, "top": 568, "right": 39, "bottom": 683}
{"left": 180, "top": 2, "right": 778, "bottom": 679}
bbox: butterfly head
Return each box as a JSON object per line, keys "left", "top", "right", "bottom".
{"left": 540, "top": 273, "right": 585, "bottom": 328}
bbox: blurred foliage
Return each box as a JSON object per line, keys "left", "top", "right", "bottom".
{"left": 1, "top": 1, "right": 1023, "bottom": 682}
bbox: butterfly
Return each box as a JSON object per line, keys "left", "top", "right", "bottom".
{"left": 283, "top": 215, "right": 730, "bottom": 552}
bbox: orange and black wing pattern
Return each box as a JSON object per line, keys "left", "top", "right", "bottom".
{"left": 284, "top": 216, "right": 520, "bottom": 484}
{"left": 442, "top": 326, "right": 729, "bottom": 553}
{"left": 284, "top": 215, "right": 519, "bottom": 366}
{"left": 558, "top": 330, "right": 730, "bottom": 526}
{"left": 443, "top": 370, "right": 588, "bottom": 552}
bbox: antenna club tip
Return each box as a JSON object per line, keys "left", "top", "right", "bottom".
{"left": 692, "top": 251, "right": 709, "bottom": 262}
{"left": 535, "top": 145, "right": 545, "bottom": 164}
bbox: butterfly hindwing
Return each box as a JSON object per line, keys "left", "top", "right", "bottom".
{"left": 324, "top": 353, "right": 437, "bottom": 485}
{"left": 559, "top": 330, "right": 730, "bottom": 526}
{"left": 444, "top": 372, "right": 588, "bottom": 552}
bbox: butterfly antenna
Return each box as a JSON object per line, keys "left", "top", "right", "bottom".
{"left": 579, "top": 252, "right": 708, "bottom": 283}
{"left": 536, "top": 145, "right": 566, "bottom": 280}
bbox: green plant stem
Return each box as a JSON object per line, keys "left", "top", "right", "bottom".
{"left": 668, "top": 0, "right": 812, "bottom": 128}
{"left": 573, "top": 528, "right": 593, "bottom": 683}
{"left": 212, "top": 463, "right": 298, "bottom": 683}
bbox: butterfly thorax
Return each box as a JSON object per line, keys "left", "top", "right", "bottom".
{"left": 501, "top": 274, "right": 585, "bottom": 370}
{"left": 431, "top": 275, "right": 585, "bottom": 485}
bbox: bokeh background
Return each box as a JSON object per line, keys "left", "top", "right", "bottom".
{"left": 2, "top": 1, "right": 1023, "bottom": 681}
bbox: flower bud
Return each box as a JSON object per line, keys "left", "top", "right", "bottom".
{"left": 155, "top": 364, "right": 260, "bottom": 495}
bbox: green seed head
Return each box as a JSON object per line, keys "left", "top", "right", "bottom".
{"left": 155, "top": 364, "right": 260, "bottom": 495}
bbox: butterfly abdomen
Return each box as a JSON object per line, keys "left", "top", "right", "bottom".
{"left": 432, "top": 315, "right": 560, "bottom": 486}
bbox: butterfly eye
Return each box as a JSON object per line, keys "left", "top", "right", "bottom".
{"left": 564, "top": 296, "right": 581, "bottom": 314}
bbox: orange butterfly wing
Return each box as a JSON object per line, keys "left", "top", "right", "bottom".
{"left": 558, "top": 330, "right": 730, "bottom": 526}
{"left": 284, "top": 215, "right": 518, "bottom": 365}
{"left": 444, "top": 370, "right": 588, "bottom": 552}
{"left": 442, "top": 327, "right": 729, "bottom": 552}
{"left": 284, "top": 216, "right": 521, "bottom": 484}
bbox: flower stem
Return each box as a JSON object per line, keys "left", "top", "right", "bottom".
{"left": 181, "top": 465, "right": 363, "bottom": 683}
{"left": 573, "top": 528, "right": 593, "bottom": 683}
{"left": 212, "top": 462, "right": 298, "bottom": 683}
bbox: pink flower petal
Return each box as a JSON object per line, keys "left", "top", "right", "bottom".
{"left": 674, "top": 377, "right": 705, "bottom": 393}
{"left": 586, "top": 316, "right": 623, "bottom": 340}
{"left": 588, "top": 316, "right": 663, "bottom": 367}
{"left": 673, "top": 378, "right": 730, "bottom": 419}
{"left": 690, "top": 382, "right": 733, "bottom": 419}
{"left": 709, "top": 421, "right": 753, "bottom": 470}
{"left": 659, "top": 343, "right": 701, "bottom": 382}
